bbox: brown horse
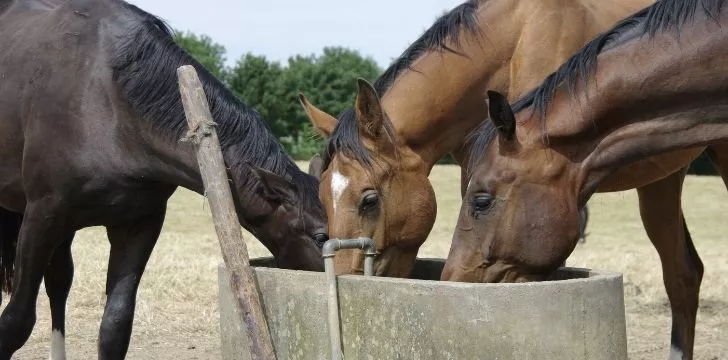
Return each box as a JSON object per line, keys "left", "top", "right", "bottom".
{"left": 0, "top": 0, "right": 327, "bottom": 358}
{"left": 300, "top": 0, "right": 651, "bottom": 277}
{"left": 446, "top": 0, "right": 728, "bottom": 358}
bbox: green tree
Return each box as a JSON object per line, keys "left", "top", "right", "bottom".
{"left": 173, "top": 30, "right": 228, "bottom": 80}
{"left": 278, "top": 48, "right": 381, "bottom": 157}
{"left": 228, "top": 54, "right": 286, "bottom": 135}
{"left": 281, "top": 47, "right": 381, "bottom": 133}
{"left": 229, "top": 47, "right": 382, "bottom": 158}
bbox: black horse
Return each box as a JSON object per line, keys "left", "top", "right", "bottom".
{"left": 0, "top": 0, "right": 328, "bottom": 358}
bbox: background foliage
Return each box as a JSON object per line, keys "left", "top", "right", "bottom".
{"left": 171, "top": 31, "right": 716, "bottom": 174}
{"left": 172, "top": 31, "right": 380, "bottom": 159}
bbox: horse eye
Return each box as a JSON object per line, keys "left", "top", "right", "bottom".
{"left": 359, "top": 190, "right": 379, "bottom": 212}
{"left": 313, "top": 233, "right": 329, "bottom": 246}
{"left": 472, "top": 194, "right": 494, "bottom": 212}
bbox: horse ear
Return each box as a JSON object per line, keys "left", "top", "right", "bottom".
{"left": 250, "top": 166, "right": 297, "bottom": 203}
{"left": 487, "top": 90, "right": 516, "bottom": 141}
{"left": 299, "top": 93, "right": 337, "bottom": 137}
{"left": 307, "top": 153, "right": 324, "bottom": 180}
{"left": 354, "top": 78, "right": 385, "bottom": 139}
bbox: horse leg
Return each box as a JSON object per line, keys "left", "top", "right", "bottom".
{"left": 0, "top": 211, "right": 15, "bottom": 305}
{"left": 637, "top": 167, "right": 702, "bottom": 360}
{"left": 578, "top": 205, "right": 589, "bottom": 244}
{"left": 44, "top": 235, "right": 74, "bottom": 360}
{"left": 98, "top": 207, "right": 165, "bottom": 360}
{"left": 705, "top": 144, "right": 728, "bottom": 189}
{"left": 0, "top": 208, "right": 23, "bottom": 306}
{"left": 0, "top": 202, "right": 71, "bottom": 359}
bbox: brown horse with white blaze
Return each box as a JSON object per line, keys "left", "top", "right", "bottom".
{"left": 300, "top": 0, "right": 652, "bottom": 277}
{"left": 446, "top": 0, "right": 728, "bottom": 357}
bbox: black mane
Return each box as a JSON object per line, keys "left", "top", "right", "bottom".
{"left": 110, "top": 1, "right": 318, "bottom": 199}
{"left": 322, "top": 0, "right": 482, "bottom": 170}
{"left": 373, "top": 0, "right": 481, "bottom": 93}
{"left": 322, "top": 108, "right": 370, "bottom": 170}
{"left": 513, "top": 0, "right": 725, "bottom": 117}
{"left": 468, "top": 0, "right": 726, "bottom": 171}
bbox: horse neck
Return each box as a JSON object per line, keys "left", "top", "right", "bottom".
{"left": 131, "top": 75, "right": 303, "bottom": 210}
{"left": 146, "top": 132, "right": 293, "bottom": 254}
{"left": 142, "top": 107, "right": 309, "bottom": 251}
{"left": 544, "top": 15, "right": 728, "bottom": 199}
{"left": 381, "top": 0, "right": 522, "bottom": 167}
{"left": 381, "top": 0, "right": 651, "bottom": 169}
{"left": 108, "top": 14, "right": 305, "bottom": 201}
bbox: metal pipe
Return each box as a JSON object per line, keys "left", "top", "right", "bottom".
{"left": 322, "top": 237, "right": 376, "bottom": 360}
{"left": 323, "top": 253, "right": 343, "bottom": 360}
{"left": 363, "top": 241, "right": 376, "bottom": 277}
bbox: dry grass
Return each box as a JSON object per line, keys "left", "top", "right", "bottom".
{"left": 3, "top": 162, "right": 726, "bottom": 359}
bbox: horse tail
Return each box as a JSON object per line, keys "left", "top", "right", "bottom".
{"left": 0, "top": 208, "right": 22, "bottom": 295}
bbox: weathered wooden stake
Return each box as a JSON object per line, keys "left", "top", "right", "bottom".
{"left": 177, "top": 65, "right": 276, "bottom": 360}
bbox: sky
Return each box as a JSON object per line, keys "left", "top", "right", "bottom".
{"left": 126, "top": 0, "right": 464, "bottom": 67}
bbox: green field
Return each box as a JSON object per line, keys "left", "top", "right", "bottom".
{"left": 4, "top": 163, "right": 726, "bottom": 359}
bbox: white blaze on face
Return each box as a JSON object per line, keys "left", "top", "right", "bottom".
{"left": 331, "top": 170, "right": 349, "bottom": 215}
{"left": 49, "top": 329, "right": 66, "bottom": 360}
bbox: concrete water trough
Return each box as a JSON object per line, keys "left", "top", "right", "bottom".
{"left": 219, "top": 258, "right": 627, "bottom": 360}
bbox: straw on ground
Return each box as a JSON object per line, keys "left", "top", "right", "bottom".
{"left": 4, "top": 162, "right": 726, "bottom": 360}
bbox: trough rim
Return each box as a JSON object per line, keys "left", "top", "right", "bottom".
{"left": 227, "top": 257, "right": 623, "bottom": 290}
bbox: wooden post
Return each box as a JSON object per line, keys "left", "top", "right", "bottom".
{"left": 177, "top": 65, "right": 276, "bottom": 360}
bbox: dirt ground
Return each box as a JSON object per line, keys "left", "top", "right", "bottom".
{"left": 2, "top": 163, "right": 726, "bottom": 359}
